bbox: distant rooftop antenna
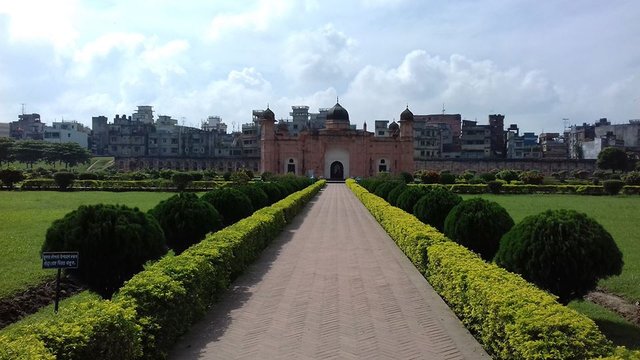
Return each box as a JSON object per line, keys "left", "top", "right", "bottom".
{"left": 21, "top": 103, "right": 26, "bottom": 115}
{"left": 442, "top": 103, "right": 445, "bottom": 115}
{"left": 562, "top": 118, "right": 570, "bottom": 131}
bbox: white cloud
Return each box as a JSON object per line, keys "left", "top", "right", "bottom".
{"left": 0, "top": 0, "right": 79, "bottom": 50}
{"left": 206, "top": 0, "right": 294, "bottom": 41}
{"left": 283, "top": 24, "right": 357, "bottom": 90}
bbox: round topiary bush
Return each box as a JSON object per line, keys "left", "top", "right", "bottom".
{"left": 0, "top": 168, "right": 24, "bottom": 189}
{"left": 149, "top": 193, "right": 223, "bottom": 254}
{"left": 494, "top": 209, "right": 623, "bottom": 304}
{"left": 413, "top": 187, "right": 462, "bottom": 231}
{"left": 396, "top": 186, "right": 431, "bottom": 213}
{"left": 444, "top": 198, "right": 514, "bottom": 260}
{"left": 386, "top": 183, "right": 407, "bottom": 206}
{"left": 201, "top": 188, "right": 254, "bottom": 226}
{"left": 42, "top": 204, "right": 166, "bottom": 297}
{"left": 603, "top": 179, "right": 624, "bottom": 195}
{"left": 78, "top": 172, "right": 99, "bottom": 180}
{"left": 255, "top": 182, "right": 283, "bottom": 204}
{"left": 399, "top": 172, "right": 414, "bottom": 184}
{"left": 418, "top": 170, "right": 440, "bottom": 184}
{"left": 235, "top": 184, "right": 269, "bottom": 210}
{"left": 487, "top": 180, "right": 503, "bottom": 194}
{"left": 171, "top": 172, "right": 193, "bottom": 191}
{"left": 438, "top": 172, "right": 456, "bottom": 184}
{"left": 53, "top": 171, "right": 76, "bottom": 190}
{"left": 373, "top": 181, "right": 402, "bottom": 199}
{"left": 496, "top": 169, "right": 520, "bottom": 183}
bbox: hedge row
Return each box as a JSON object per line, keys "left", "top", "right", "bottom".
{"left": 346, "top": 179, "right": 621, "bottom": 360}
{"left": 418, "top": 183, "right": 640, "bottom": 195}
{"left": 0, "top": 180, "right": 326, "bottom": 360}
{"left": 18, "top": 179, "right": 230, "bottom": 191}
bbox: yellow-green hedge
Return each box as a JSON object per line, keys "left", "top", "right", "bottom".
{"left": 346, "top": 178, "right": 618, "bottom": 359}
{"left": 0, "top": 180, "right": 326, "bottom": 360}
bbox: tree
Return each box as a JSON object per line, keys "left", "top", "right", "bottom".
{"left": 53, "top": 171, "right": 76, "bottom": 190}
{"left": 0, "top": 168, "right": 24, "bottom": 189}
{"left": 495, "top": 209, "right": 623, "bottom": 304}
{"left": 0, "top": 137, "right": 15, "bottom": 165}
{"left": 11, "top": 140, "right": 44, "bottom": 168}
{"left": 597, "top": 147, "right": 628, "bottom": 173}
{"left": 42, "top": 204, "right": 166, "bottom": 298}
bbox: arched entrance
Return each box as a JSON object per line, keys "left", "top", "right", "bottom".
{"left": 330, "top": 161, "right": 344, "bottom": 180}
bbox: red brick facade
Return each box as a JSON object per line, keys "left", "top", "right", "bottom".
{"left": 260, "top": 103, "right": 415, "bottom": 179}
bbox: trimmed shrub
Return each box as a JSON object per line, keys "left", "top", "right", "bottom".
{"left": 230, "top": 170, "right": 250, "bottom": 185}
{"left": 149, "top": 193, "right": 223, "bottom": 254}
{"left": 623, "top": 171, "right": 640, "bottom": 185}
{"left": 478, "top": 172, "right": 496, "bottom": 182}
{"left": 495, "top": 209, "right": 623, "bottom": 304}
{"left": 235, "top": 184, "right": 269, "bottom": 210}
{"left": 519, "top": 170, "right": 544, "bottom": 185}
{"left": 399, "top": 171, "right": 414, "bottom": 183}
{"left": 496, "top": 169, "right": 520, "bottom": 183}
{"left": 386, "top": 182, "right": 407, "bottom": 206}
{"left": 603, "top": 179, "right": 624, "bottom": 195}
{"left": 255, "top": 182, "right": 284, "bottom": 204}
{"left": 439, "top": 171, "right": 456, "bottom": 184}
{"left": 201, "top": 188, "right": 254, "bottom": 226}
{"left": 42, "top": 204, "right": 166, "bottom": 297}
{"left": 373, "top": 181, "right": 402, "bottom": 199}
{"left": 171, "top": 172, "right": 193, "bottom": 191}
{"left": 413, "top": 187, "right": 462, "bottom": 231}
{"left": 444, "top": 198, "right": 514, "bottom": 260}
{"left": 0, "top": 168, "right": 24, "bottom": 188}
{"left": 418, "top": 170, "right": 440, "bottom": 184}
{"left": 77, "top": 172, "right": 98, "bottom": 180}
{"left": 222, "top": 171, "right": 232, "bottom": 181}
{"left": 487, "top": 180, "right": 503, "bottom": 194}
{"left": 395, "top": 186, "right": 430, "bottom": 213}
{"left": 53, "top": 171, "right": 76, "bottom": 190}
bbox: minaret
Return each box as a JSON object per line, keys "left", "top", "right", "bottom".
{"left": 399, "top": 105, "right": 414, "bottom": 138}
{"left": 260, "top": 106, "right": 276, "bottom": 173}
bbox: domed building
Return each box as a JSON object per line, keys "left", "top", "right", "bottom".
{"left": 260, "top": 102, "right": 415, "bottom": 179}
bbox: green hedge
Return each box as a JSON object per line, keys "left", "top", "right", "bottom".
{"left": 0, "top": 180, "right": 326, "bottom": 359}
{"left": 346, "top": 178, "right": 619, "bottom": 359}
{"left": 19, "top": 179, "right": 229, "bottom": 191}
{"left": 422, "top": 183, "right": 640, "bottom": 195}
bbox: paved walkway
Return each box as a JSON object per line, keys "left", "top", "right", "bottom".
{"left": 170, "top": 184, "right": 488, "bottom": 359}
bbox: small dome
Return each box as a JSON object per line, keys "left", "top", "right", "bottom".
{"left": 263, "top": 107, "right": 275, "bottom": 121}
{"left": 389, "top": 121, "right": 399, "bottom": 131}
{"left": 326, "top": 102, "right": 349, "bottom": 122}
{"left": 400, "top": 107, "right": 414, "bottom": 121}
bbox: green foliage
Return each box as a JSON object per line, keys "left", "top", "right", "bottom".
{"left": 444, "top": 198, "right": 514, "bottom": 260}
{"left": 386, "top": 182, "right": 407, "bottom": 206}
{"left": 603, "top": 180, "right": 625, "bottom": 195}
{"left": 346, "top": 179, "right": 615, "bottom": 359}
{"left": 623, "top": 171, "right": 640, "bottom": 186}
{"left": 149, "top": 193, "right": 223, "bottom": 254}
{"left": 439, "top": 171, "right": 456, "bottom": 184}
{"left": 395, "top": 186, "right": 430, "bottom": 213}
{"left": 519, "top": 170, "right": 544, "bottom": 185}
{"left": 53, "top": 171, "right": 76, "bottom": 190}
{"left": 416, "top": 170, "right": 440, "bottom": 184}
{"left": 255, "top": 182, "right": 284, "bottom": 204}
{"left": 373, "top": 181, "right": 402, "bottom": 199}
{"left": 222, "top": 171, "right": 232, "bottom": 181}
{"left": 230, "top": 170, "right": 250, "bottom": 185}
{"left": 0, "top": 168, "right": 24, "bottom": 188}
{"left": 399, "top": 171, "right": 414, "bottom": 183}
{"left": 413, "top": 187, "right": 462, "bottom": 231}
{"left": 496, "top": 169, "right": 520, "bottom": 183}
{"left": 42, "top": 204, "right": 166, "bottom": 297}
{"left": 171, "top": 172, "right": 192, "bottom": 191}
{"left": 77, "top": 172, "right": 98, "bottom": 180}
{"left": 0, "top": 334, "right": 54, "bottom": 360}
{"left": 495, "top": 209, "right": 624, "bottom": 304}
{"left": 201, "top": 188, "right": 254, "bottom": 226}
{"left": 260, "top": 171, "right": 274, "bottom": 181}
{"left": 0, "top": 137, "right": 15, "bottom": 165}
{"left": 234, "top": 184, "right": 269, "bottom": 210}
{"left": 598, "top": 147, "right": 629, "bottom": 173}
{"left": 487, "top": 180, "right": 503, "bottom": 194}
{"left": 478, "top": 172, "right": 496, "bottom": 182}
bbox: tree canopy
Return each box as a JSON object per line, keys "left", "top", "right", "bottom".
{"left": 597, "top": 147, "right": 628, "bottom": 173}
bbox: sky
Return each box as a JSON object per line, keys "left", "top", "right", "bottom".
{"left": 1, "top": 0, "right": 639, "bottom": 134}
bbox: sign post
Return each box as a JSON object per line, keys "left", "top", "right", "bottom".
{"left": 42, "top": 252, "right": 79, "bottom": 313}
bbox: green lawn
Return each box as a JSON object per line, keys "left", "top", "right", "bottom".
{"left": 462, "top": 194, "right": 640, "bottom": 348}
{"left": 462, "top": 194, "right": 640, "bottom": 302}
{"left": 0, "top": 191, "right": 174, "bottom": 298}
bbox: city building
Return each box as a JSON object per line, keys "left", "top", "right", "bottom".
{"left": 9, "top": 113, "right": 45, "bottom": 140}
{"left": 43, "top": 121, "right": 90, "bottom": 148}
{"left": 0, "top": 123, "right": 9, "bottom": 137}
{"left": 505, "top": 125, "right": 541, "bottom": 159}
{"left": 460, "top": 120, "right": 491, "bottom": 158}
{"left": 539, "top": 132, "right": 567, "bottom": 159}
{"left": 259, "top": 102, "right": 415, "bottom": 179}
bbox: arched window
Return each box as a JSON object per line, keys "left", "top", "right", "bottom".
{"left": 378, "top": 158, "right": 388, "bottom": 173}
{"left": 287, "top": 158, "right": 296, "bottom": 174}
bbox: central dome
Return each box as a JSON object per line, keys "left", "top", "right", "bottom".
{"left": 326, "top": 102, "right": 349, "bottom": 122}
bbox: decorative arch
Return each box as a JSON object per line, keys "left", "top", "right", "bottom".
{"left": 324, "top": 148, "right": 349, "bottom": 179}
{"left": 285, "top": 158, "right": 297, "bottom": 174}
{"left": 378, "top": 158, "right": 389, "bottom": 173}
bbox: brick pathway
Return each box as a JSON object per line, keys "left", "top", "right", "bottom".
{"left": 170, "top": 183, "right": 488, "bottom": 359}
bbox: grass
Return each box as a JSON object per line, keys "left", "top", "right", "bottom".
{"left": 462, "top": 194, "right": 640, "bottom": 348}
{"left": 568, "top": 300, "right": 640, "bottom": 349}
{"left": 462, "top": 194, "right": 640, "bottom": 302}
{"left": 0, "top": 191, "right": 174, "bottom": 299}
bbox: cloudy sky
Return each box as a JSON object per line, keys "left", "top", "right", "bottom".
{"left": 1, "top": 0, "right": 639, "bottom": 133}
